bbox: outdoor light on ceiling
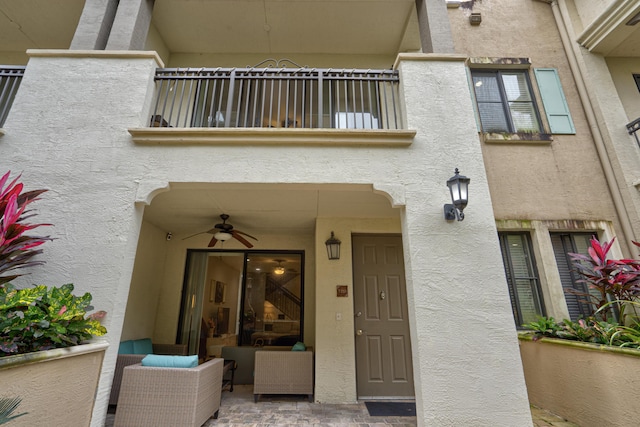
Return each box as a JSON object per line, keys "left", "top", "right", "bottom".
{"left": 273, "top": 260, "right": 285, "bottom": 275}
{"left": 325, "top": 231, "right": 341, "bottom": 260}
{"left": 214, "top": 231, "right": 232, "bottom": 241}
{"left": 444, "top": 168, "right": 471, "bottom": 221}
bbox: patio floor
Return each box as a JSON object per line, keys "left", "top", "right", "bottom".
{"left": 106, "top": 384, "right": 579, "bottom": 426}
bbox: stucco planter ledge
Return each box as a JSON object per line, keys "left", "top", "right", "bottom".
{"left": 0, "top": 341, "right": 108, "bottom": 426}
{"left": 128, "top": 127, "right": 416, "bottom": 146}
{"left": 518, "top": 333, "right": 639, "bottom": 427}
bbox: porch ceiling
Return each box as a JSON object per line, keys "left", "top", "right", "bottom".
{"left": 142, "top": 183, "right": 400, "bottom": 236}
{"left": 0, "top": 0, "right": 84, "bottom": 52}
{"left": 0, "top": 0, "right": 420, "bottom": 57}
{"left": 152, "top": 0, "right": 422, "bottom": 55}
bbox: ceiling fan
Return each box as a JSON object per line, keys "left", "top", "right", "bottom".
{"left": 183, "top": 214, "right": 258, "bottom": 248}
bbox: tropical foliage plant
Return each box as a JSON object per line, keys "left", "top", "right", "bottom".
{"left": 567, "top": 237, "right": 640, "bottom": 322}
{"left": 525, "top": 237, "right": 640, "bottom": 349}
{"left": 0, "top": 171, "right": 51, "bottom": 285}
{"left": 0, "top": 171, "right": 106, "bottom": 356}
{"left": 0, "top": 397, "right": 27, "bottom": 425}
{"left": 0, "top": 283, "right": 107, "bottom": 356}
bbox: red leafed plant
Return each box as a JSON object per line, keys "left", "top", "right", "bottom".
{"left": 0, "top": 171, "right": 51, "bottom": 285}
{"left": 568, "top": 237, "right": 640, "bottom": 322}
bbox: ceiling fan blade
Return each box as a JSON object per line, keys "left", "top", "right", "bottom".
{"left": 207, "top": 236, "right": 218, "bottom": 247}
{"left": 183, "top": 231, "right": 207, "bottom": 240}
{"left": 231, "top": 231, "right": 254, "bottom": 248}
{"left": 233, "top": 229, "right": 258, "bottom": 241}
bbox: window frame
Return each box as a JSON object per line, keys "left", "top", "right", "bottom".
{"left": 498, "top": 232, "right": 546, "bottom": 328}
{"left": 471, "top": 69, "right": 544, "bottom": 134}
{"left": 550, "top": 232, "right": 599, "bottom": 321}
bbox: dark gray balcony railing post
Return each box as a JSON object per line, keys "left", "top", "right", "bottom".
{"left": 151, "top": 67, "right": 401, "bottom": 130}
{"left": 0, "top": 66, "right": 26, "bottom": 127}
{"left": 627, "top": 117, "right": 640, "bottom": 149}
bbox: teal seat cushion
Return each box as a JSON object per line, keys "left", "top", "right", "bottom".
{"left": 133, "top": 338, "right": 153, "bottom": 354}
{"left": 141, "top": 354, "right": 199, "bottom": 368}
{"left": 291, "top": 341, "right": 306, "bottom": 351}
{"left": 118, "top": 340, "right": 134, "bottom": 354}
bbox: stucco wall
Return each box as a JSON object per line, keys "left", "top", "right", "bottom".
{"left": 314, "top": 217, "right": 401, "bottom": 404}
{"left": 606, "top": 57, "right": 640, "bottom": 121}
{"left": 447, "top": 0, "right": 621, "bottom": 230}
{"left": 1, "top": 50, "right": 533, "bottom": 426}
{"left": 396, "top": 55, "right": 532, "bottom": 426}
{"left": 121, "top": 220, "right": 167, "bottom": 341}
{"left": 519, "top": 337, "right": 640, "bottom": 427}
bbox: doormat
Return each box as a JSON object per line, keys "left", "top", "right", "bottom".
{"left": 365, "top": 401, "right": 416, "bottom": 417}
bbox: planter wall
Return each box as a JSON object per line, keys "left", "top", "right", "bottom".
{"left": 0, "top": 341, "right": 108, "bottom": 427}
{"left": 518, "top": 335, "right": 640, "bottom": 427}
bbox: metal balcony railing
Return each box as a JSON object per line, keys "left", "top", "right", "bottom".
{"left": 627, "top": 117, "right": 640, "bottom": 148}
{"left": 0, "top": 66, "right": 25, "bottom": 127}
{"left": 150, "top": 62, "right": 402, "bottom": 130}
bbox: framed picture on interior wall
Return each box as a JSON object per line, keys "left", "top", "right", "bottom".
{"left": 215, "top": 281, "right": 226, "bottom": 303}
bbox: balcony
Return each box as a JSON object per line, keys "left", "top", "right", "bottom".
{"left": 627, "top": 117, "right": 640, "bottom": 148}
{"left": 149, "top": 63, "right": 403, "bottom": 131}
{"left": 0, "top": 66, "right": 25, "bottom": 127}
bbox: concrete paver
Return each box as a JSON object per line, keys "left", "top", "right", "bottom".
{"left": 106, "top": 384, "right": 580, "bottom": 426}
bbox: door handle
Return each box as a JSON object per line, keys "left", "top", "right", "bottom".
{"left": 355, "top": 311, "right": 362, "bottom": 317}
{"left": 356, "top": 329, "right": 364, "bottom": 336}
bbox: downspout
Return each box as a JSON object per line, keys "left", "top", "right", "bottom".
{"left": 537, "top": 0, "right": 637, "bottom": 251}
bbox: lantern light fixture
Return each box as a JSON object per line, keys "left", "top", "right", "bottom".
{"left": 325, "top": 231, "right": 341, "bottom": 260}
{"left": 444, "top": 168, "right": 471, "bottom": 221}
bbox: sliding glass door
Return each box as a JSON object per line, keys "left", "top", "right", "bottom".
{"left": 178, "top": 250, "right": 304, "bottom": 356}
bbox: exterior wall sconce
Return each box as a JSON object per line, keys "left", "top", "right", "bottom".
{"left": 444, "top": 168, "right": 470, "bottom": 221}
{"left": 325, "top": 231, "right": 341, "bottom": 260}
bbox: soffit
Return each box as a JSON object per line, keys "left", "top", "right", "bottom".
{"left": 0, "top": 0, "right": 83, "bottom": 52}
{"left": 577, "top": 0, "right": 640, "bottom": 56}
{"left": 143, "top": 183, "right": 400, "bottom": 236}
{"left": 152, "top": 0, "right": 421, "bottom": 55}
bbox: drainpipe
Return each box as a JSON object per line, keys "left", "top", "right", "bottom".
{"left": 536, "top": 0, "right": 637, "bottom": 252}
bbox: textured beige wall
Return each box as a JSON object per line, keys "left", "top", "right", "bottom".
{"left": 606, "top": 57, "right": 640, "bottom": 121}
{"left": 447, "top": 0, "right": 621, "bottom": 229}
{"left": 572, "top": 0, "right": 614, "bottom": 30}
{"left": 314, "top": 217, "right": 401, "bottom": 404}
{"left": 166, "top": 52, "right": 397, "bottom": 69}
{"left": 121, "top": 220, "right": 167, "bottom": 341}
{"left": 2, "top": 50, "right": 533, "bottom": 426}
{"left": 519, "top": 337, "right": 640, "bottom": 427}
{"left": 0, "top": 344, "right": 106, "bottom": 427}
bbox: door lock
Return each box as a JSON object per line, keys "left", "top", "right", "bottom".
{"left": 380, "top": 290, "right": 386, "bottom": 300}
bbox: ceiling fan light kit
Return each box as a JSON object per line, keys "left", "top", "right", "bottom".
{"left": 214, "top": 231, "right": 232, "bottom": 241}
{"left": 183, "top": 213, "right": 258, "bottom": 248}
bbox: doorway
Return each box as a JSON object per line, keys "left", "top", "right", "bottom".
{"left": 352, "top": 234, "right": 414, "bottom": 399}
{"left": 177, "top": 250, "right": 304, "bottom": 358}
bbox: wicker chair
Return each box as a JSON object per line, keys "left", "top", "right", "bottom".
{"left": 109, "top": 343, "right": 188, "bottom": 405}
{"left": 253, "top": 349, "right": 314, "bottom": 402}
{"left": 113, "top": 358, "right": 223, "bottom": 427}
